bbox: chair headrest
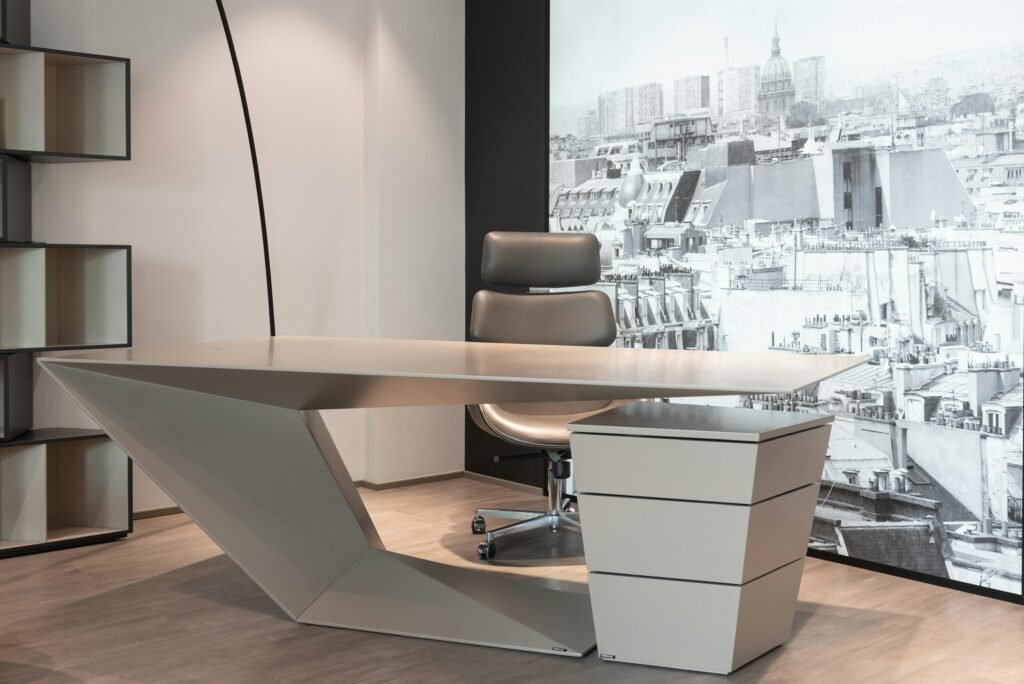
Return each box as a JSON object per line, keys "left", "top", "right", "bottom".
{"left": 481, "top": 231, "right": 601, "bottom": 288}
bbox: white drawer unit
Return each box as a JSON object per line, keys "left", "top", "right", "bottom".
{"left": 589, "top": 559, "right": 805, "bottom": 674}
{"left": 570, "top": 425, "right": 829, "bottom": 504}
{"left": 569, "top": 401, "right": 833, "bottom": 674}
{"left": 579, "top": 483, "right": 818, "bottom": 584}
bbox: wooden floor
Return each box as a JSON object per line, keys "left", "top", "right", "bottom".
{"left": 1, "top": 477, "right": 1022, "bottom": 683}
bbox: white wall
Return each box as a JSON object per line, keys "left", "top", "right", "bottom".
{"left": 361, "top": 0, "right": 466, "bottom": 482}
{"left": 215, "top": 0, "right": 372, "bottom": 492}
{"left": 30, "top": 0, "right": 465, "bottom": 511}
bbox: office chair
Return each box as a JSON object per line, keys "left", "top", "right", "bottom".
{"left": 468, "top": 231, "right": 623, "bottom": 560}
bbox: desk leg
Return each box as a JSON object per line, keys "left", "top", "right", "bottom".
{"left": 43, "top": 363, "right": 596, "bottom": 657}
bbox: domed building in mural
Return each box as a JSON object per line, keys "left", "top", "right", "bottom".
{"left": 616, "top": 155, "right": 645, "bottom": 211}
{"left": 757, "top": 24, "right": 795, "bottom": 124}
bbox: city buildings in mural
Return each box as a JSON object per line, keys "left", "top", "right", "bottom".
{"left": 550, "top": 1, "right": 1024, "bottom": 593}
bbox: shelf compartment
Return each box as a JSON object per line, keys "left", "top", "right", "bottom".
{"left": 0, "top": 351, "right": 31, "bottom": 441}
{"left": 44, "top": 51, "right": 128, "bottom": 158}
{"left": 0, "top": 243, "right": 131, "bottom": 352}
{"left": 0, "top": 442, "right": 46, "bottom": 548}
{"left": 46, "top": 437, "right": 130, "bottom": 537}
{"left": 0, "top": 430, "right": 132, "bottom": 558}
{"left": 45, "top": 246, "right": 131, "bottom": 348}
{"left": 0, "top": 45, "right": 128, "bottom": 161}
{"left": 0, "top": 154, "right": 30, "bottom": 241}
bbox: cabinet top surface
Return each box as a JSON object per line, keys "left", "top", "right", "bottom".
{"left": 40, "top": 336, "right": 868, "bottom": 399}
{"left": 570, "top": 401, "right": 834, "bottom": 442}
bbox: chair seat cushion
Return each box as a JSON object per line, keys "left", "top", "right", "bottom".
{"left": 478, "top": 401, "right": 632, "bottom": 449}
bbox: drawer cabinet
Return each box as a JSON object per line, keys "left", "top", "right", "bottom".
{"left": 570, "top": 402, "right": 832, "bottom": 674}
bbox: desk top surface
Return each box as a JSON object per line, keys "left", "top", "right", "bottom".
{"left": 570, "top": 401, "right": 834, "bottom": 442}
{"left": 43, "top": 336, "right": 868, "bottom": 397}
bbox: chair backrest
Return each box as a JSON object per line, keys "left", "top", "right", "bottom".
{"left": 470, "top": 232, "right": 616, "bottom": 347}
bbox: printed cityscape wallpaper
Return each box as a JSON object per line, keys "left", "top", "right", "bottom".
{"left": 549, "top": 0, "right": 1024, "bottom": 595}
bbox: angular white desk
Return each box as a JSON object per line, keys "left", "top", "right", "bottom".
{"left": 39, "top": 337, "right": 865, "bottom": 658}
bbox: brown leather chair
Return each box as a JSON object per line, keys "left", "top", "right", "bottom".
{"left": 469, "top": 231, "right": 624, "bottom": 560}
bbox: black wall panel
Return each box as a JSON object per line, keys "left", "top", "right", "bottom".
{"left": 464, "top": 0, "right": 550, "bottom": 486}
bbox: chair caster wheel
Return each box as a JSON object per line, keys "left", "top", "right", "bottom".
{"left": 471, "top": 515, "right": 486, "bottom": 535}
{"left": 477, "top": 541, "right": 496, "bottom": 560}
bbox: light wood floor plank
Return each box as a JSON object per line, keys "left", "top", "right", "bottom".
{"left": 0, "top": 477, "right": 1021, "bottom": 683}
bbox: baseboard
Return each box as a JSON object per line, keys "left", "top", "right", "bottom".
{"left": 806, "top": 548, "right": 1024, "bottom": 605}
{"left": 133, "top": 506, "right": 183, "bottom": 520}
{"left": 355, "top": 470, "right": 464, "bottom": 491}
{"left": 133, "top": 473, "right": 536, "bottom": 510}
{"left": 463, "top": 470, "right": 543, "bottom": 495}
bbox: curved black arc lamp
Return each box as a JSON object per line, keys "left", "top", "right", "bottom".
{"left": 215, "top": 0, "right": 276, "bottom": 336}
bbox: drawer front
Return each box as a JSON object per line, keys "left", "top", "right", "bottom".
{"left": 579, "top": 484, "right": 817, "bottom": 583}
{"left": 571, "top": 425, "right": 830, "bottom": 504}
{"left": 750, "top": 425, "right": 830, "bottom": 502}
{"left": 589, "top": 559, "right": 804, "bottom": 674}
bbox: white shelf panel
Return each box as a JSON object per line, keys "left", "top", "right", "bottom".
{"left": 0, "top": 246, "right": 45, "bottom": 348}
{"left": 0, "top": 443, "right": 46, "bottom": 545}
{"left": 0, "top": 48, "right": 45, "bottom": 151}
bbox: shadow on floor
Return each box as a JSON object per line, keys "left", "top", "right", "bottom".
{"left": 0, "top": 549, "right": 926, "bottom": 684}
{"left": 440, "top": 496, "right": 587, "bottom": 566}
{"left": 0, "top": 646, "right": 86, "bottom": 684}
{"left": 168, "top": 554, "right": 284, "bottom": 617}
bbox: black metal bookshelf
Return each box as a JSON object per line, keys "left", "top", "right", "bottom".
{"left": 0, "top": 3, "right": 133, "bottom": 558}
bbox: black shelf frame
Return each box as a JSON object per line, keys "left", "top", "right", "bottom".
{"left": 0, "top": 43, "right": 131, "bottom": 162}
{"left": 0, "top": 528, "right": 130, "bottom": 559}
{"left": 0, "top": 428, "right": 133, "bottom": 559}
{"left": 0, "top": 154, "right": 30, "bottom": 241}
{"left": 2, "top": 426, "right": 106, "bottom": 446}
{"left": 0, "top": 351, "right": 31, "bottom": 441}
{"left": 0, "top": 242, "right": 133, "bottom": 353}
{"left": 0, "top": 4, "right": 135, "bottom": 562}
{"left": 0, "top": 0, "right": 29, "bottom": 45}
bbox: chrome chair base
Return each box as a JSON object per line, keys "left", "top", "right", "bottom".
{"left": 473, "top": 463, "right": 580, "bottom": 560}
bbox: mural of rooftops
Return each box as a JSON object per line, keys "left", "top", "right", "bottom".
{"left": 550, "top": 0, "right": 1024, "bottom": 595}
